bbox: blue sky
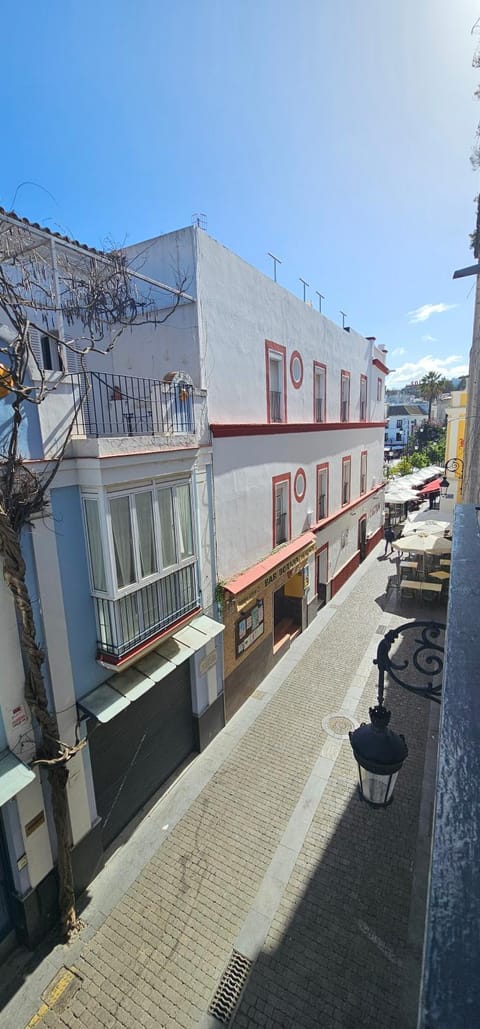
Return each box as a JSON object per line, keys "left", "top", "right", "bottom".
{"left": 1, "top": 0, "right": 479, "bottom": 386}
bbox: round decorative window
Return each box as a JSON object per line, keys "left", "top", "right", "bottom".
{"left": 294, "top": 468, "right": 307, "bottom": 503}
{"left": 290, "top": 351, "right": 304, "bottom": 389}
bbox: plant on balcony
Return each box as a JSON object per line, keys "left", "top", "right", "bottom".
{"left": 0, "top": 212, "right": 189, "bottom": 939}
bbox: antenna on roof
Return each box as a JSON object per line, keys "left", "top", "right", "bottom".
{"left": 299, "top": 277, "right": 310, "bottom": 302}
{"left": 192, "top": 213, "right": 207, "bottom": 230}
{"left": 267, "top": 252, "right": 282, "bottom": 283}
{"left": 315, "top": 291, "right": 325, "bottom": 313}
{"left": 340, "top": 310, "right": 347, "bottom": 329}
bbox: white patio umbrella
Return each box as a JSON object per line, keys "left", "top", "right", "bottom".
{"left": 408, "top": 519, "right": 451, "bottom": 537}
{"left": 392, "top": 533, "right": 451, "bottom": 555}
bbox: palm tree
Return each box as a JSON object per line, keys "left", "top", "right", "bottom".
{"left": 418, "top": 371, "right": 447, "bottom": 421}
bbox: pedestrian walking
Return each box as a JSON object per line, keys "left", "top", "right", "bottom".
{"left": 384, "top": 524, "right": 395, "bottom": 555}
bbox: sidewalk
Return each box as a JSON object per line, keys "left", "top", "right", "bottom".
{"left": 2, "top": 547, "right": 441, "bottom": 1029}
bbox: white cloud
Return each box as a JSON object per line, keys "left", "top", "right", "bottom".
{"left": 387, "top": 355, "right": 468, "bottom": 388}
{"left": 421, "top": 334, "right": 437, "bottom": 342}
{"left": 391, "top": 346, "right": 406, "bottom": 356}
{"left": 408, "top": 303, "right": 457, "bottom": 324}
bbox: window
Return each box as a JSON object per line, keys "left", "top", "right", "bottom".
{"left": 396, "top": 419, "right": 403, "bottom": 429}
{"left": 266, "top": 341, "right": 286, "bottom": 423}
{"left": 83, "top": 480, "right": 195, "bottom": 596}
{"left": 340, "top": 371, "right": 350, "bottom": 422}
{"left": 342, "top": 457, "right": 351, "bottom": 506}
{"left": 396, "top": 432, "right": 402, "bottom": 442}
{"left": 377, "top": 377, "right": 383, "bottom": 401}
{"left": 360, "top": 451, "right": 367, "bottom": 495}
{"left": 314, "top": 362, "right": 326, "bottom": 423}
{"left": 360, "top": 376, "right": 367, "bottom": 421}
{"left": 316, "top": 464, "right": 329, "bottom": 520}
{"left": 273, "top": 475, "right": 290, "bottom": 547}
{"left": 41, "top": 334, "right": 61, "bottom": 372}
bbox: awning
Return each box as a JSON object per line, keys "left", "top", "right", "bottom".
{"left": 225, "top": 532, "right": 316, "bottom": 597}
{"left": 79, "top": 614, "right": 224, "bottom": 723}
{"left": 0, "top": 749, "right": 36, "bottom": 806}
{"left": 417, "top": 478, "right": 442, "bottom": 495}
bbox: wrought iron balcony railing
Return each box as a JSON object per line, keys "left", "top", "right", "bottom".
{"left": 94, "top": 562, "right": 200, "bottom": 660}
{"left": 269, "top": 390, "right": 283, "bottom": 423}
{"left": 72, "top": 370, "right": 195, "bottom": 438}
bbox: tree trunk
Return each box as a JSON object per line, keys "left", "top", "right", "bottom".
{"left": 0, "top": 510, "right": 78, "bottom": 936}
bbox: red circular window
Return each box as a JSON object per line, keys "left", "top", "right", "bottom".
{"left": 290, "top": 351, "right": 304, "bottom": 389}
{"left": 294, "top": 468, "right": 307, "bottom": 503}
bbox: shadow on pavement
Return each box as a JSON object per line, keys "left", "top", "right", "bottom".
{"left": 233, "top": 630, "right": 442, "bottom": 1029}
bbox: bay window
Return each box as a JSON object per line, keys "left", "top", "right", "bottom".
{"left": 82, "top": 479, "right": 199, "bottom": 659}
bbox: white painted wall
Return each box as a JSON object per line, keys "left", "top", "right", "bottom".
{"left": 213, "top": 429, "right": 384, "bottom": 580}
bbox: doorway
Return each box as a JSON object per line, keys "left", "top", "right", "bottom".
{"left": 273, "top": 582, "right": 302, "bottom": 651}
{"left": 316, "top": 544, "right": 329, "bottom": 608}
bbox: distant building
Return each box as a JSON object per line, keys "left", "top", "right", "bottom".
{"left": 384, "top": 404, "right": 428, "bottom": 452}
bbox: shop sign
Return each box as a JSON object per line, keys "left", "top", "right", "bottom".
{"left": 263, "top": 546, "right": 313, "bottom": 589}
{"left": 11, "top": 704, "right": 28, "bottom": 729}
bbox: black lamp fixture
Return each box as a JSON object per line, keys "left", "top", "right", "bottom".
{"left": 440, "top": 457, "right": 464, "bottom": 498}
{"left": 349, "top": 621, "right": 445, "bottom": 808}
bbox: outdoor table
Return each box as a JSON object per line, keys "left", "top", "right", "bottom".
{"left": 428, "top": 570, "right": 450, "bottom": 581}
{"left": 400, "top": 560, "right": 417, "bottom": 569}
{"left": 421, "top": 582, "right": 442, "bottom": 594}
{"left": 400, "top": 579, "right": 422, "bottom": 592}
{"left": 440, "top": 559, "right": 451, "bottom": 567}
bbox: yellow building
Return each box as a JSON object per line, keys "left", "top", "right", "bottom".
{"left": 445, "top": 388, "right": 467, "bottom": 501}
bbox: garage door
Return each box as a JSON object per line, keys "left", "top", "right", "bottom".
{"left": 88, "top": 663, "right": 194, "bottom": 848}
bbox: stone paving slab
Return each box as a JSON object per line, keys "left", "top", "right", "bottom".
{"left": 2, "top": 550, "right": 443, "bottom": 1029}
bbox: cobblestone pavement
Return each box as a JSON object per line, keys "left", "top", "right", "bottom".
{"left": 4, "top": 549, "right": 444, "bottom": 1029}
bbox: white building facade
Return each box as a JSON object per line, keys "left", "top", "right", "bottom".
{"left": 122, "top": 227, "right": 388, "bottom": 717}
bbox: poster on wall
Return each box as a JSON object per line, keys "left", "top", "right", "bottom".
{"left": 236, "top": 599, "right": 264, "bottom": 657}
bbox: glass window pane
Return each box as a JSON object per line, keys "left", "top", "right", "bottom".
{"left": 84, "top": 498, "right": 107, "bottom": 592}
{"left": 158, "top": 488, "right": 177, "bottom": 567}
{"left": 110, "top": 496, "right": 135, "bottom": 588}
{"left": 176, "top": 484, "right": 194, "bottom": 560}
{"left": 135, "top": 492, "right": 157, "bottom": 577}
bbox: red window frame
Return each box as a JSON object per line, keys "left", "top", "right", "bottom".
{"left": 360, "top": 375, "right": 367, "bottom": 421}
{"left": 265, "top": 341, "right": 287, "bottom": 424}
{"left": 316, "top": 462, "right": 329, "bottom": 521}
{"left": 340, "top": 370, "right": 350, "bottom": 422}
{"left": 360, "top": 450, "right": 367, "bottom": 495}
{"left": 313, "top": 361, "right": 327, "bottom": 423}
{"left": 272, "top": 473, "right": 291, "bottom": 547}
{"left": 341, "top": 456, "right": 351, "bottom": 506}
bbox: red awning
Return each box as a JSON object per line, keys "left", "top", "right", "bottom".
{"left": 225, "top": 531, "right": 316, "bottom": 597}
{"left": 417, "top": 477, "right": 442, "bottom": 495}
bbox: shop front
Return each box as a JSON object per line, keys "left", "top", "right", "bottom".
{"left": 222, "top": 533, "right": 315, "bottom": 720}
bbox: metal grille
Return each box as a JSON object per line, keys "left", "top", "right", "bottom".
{"left": 208, "top": 950, "right": 253, "bottom": 1024}
{"left": 376, "top": 624, "right": 387, "bottom": 634}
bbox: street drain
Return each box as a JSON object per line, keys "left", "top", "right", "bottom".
{"left": 376, "top": 624, "right": 387, "bottom": 634}
{"left": 208, "top": 949, "right": 253, "bottom": 1024}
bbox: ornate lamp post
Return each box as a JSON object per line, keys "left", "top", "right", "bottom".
{"left": 349, "top": 621, "right": 445, "bottom": 808}
{"left": 440, "top": 457, "right": 464, "bottom": 498}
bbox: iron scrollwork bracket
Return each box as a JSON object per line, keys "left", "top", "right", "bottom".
{"left": 374, "top": 620, "right": 446, "bottom": 706}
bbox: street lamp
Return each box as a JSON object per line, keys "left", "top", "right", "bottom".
{"left": 440, "top": 457, "right": 464, "bottom": 498}
{"left": 349, "top": 621, "right": 445, "bottom": 807}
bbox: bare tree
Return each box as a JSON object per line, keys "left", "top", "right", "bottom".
{"left": 0, "top": 211, "right": 188, "bottom": 937}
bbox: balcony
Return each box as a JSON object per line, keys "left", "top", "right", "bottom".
{"left": 72, "top": 370, "right": 195, "bottom": 439}
{"left": 275, "top": 512, "right": 288, "bottom": 546}
{"left": 94, "top": 562, "right": 200, "bottom": 662}
{"left": 314, "top": 397, "right": 324, "bottom": 423}
{"left": 269, "top": 390, "right": 283, "bottom": 423}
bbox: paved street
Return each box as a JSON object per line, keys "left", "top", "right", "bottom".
{"left": 2, "top": 545, "right": 442, "bottom": 1029}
